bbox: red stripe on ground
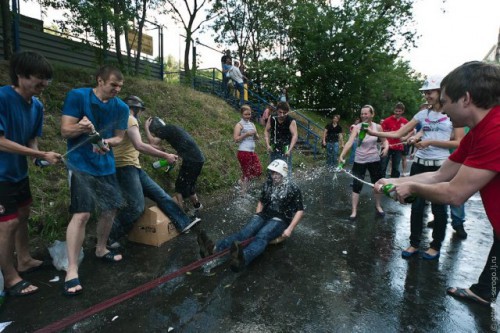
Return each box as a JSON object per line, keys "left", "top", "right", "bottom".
{"left": 34, "top": 238, "right": 253, "bottom": 333}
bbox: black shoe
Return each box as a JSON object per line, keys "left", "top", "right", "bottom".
{"left": 427, "top": 221, "right": 434, "bottom": 228}
{"left": 453, "top": 225, "right": 468, "bottom": 239}
{"left": 230, "top": 241, "right": 245, "bottom": 272}
{"left": 197, "top": 230, "right": 215, "bottom": 258}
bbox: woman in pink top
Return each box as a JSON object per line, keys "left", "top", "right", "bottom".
{"left": 340, "top": 105, "right": 388, "bottom": 220}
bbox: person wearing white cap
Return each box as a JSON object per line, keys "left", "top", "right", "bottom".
{"left": 367, "top": 75, "right": 465, "bottom": 261}
{"left": 196, "top": 159, "right": 304, "bottom": 272}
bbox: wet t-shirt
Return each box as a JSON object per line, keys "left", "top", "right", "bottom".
{"left": 154, "top": 124, "right": 205, "bottom": 163}
{"left": 258, "top": 179, "right": 304, "bottom": 224}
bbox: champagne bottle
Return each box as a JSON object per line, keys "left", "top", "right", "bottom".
{"left": 34, "top": 158, "right": 50, "bottom": 167}
{"left": 380, "top": 183, "right": 416, "bottom": 203}
{"left": 89, "top": 131, "right": 107, "bottom": 150}
{"left": 152, "top": 159, "right": 174, "bottom": 173}
{"left": 358, "top": 122, "right": 369, "bottom": 144}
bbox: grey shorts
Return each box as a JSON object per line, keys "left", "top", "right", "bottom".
{"left": 69, "top": 170, "right": 124, "bottom": 214}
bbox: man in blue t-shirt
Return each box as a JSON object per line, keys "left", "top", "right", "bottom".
{"left": 0, "top": 51, "right": 61, "bottom": 297}
{"left": 60, "top": 65, "right": 129, "bottom": 296}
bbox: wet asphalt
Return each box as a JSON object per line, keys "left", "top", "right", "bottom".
{"left": 0, "top": 165, "right": 498, "bottom": 332}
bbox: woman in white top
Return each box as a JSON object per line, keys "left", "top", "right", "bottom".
{"left": 339, "top": 105, "right": 389, "bottom": 220}
{"left": 233, "top": 105, "right": 262, "bottom": 195}
{"left": 367, "top": 76, "right": 465, "bottom": 260}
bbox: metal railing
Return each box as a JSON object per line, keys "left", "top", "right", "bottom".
{"left": 170, "top": 68, "right": 323, "bottom": 158}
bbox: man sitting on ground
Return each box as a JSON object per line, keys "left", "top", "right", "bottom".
{"left": 197, "top": 159, "right": 304, "bottom": 272}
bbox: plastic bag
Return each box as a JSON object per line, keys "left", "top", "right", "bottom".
{"left": 48, "top": 240, "right": 84, "bottom": 271}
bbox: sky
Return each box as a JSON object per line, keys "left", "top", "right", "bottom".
{"left": 20, "top": 0, "right": 500, "bottom": 77}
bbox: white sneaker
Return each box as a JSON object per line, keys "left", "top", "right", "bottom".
{"left": 182, "top": 217, "right": 201, "bottom": 233}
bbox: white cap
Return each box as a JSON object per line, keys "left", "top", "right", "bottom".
{"left": 419, "top": 75, "right": 443, "bottom": 91}
{"left": 267, "top": 159, "right": 288, "bottom": 177}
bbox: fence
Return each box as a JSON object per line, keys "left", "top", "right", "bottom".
{"left": 0, "top": 14, "right": 162, "bottom": 79}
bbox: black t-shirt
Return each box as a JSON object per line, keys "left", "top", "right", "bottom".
{"left": 269, "top": 115, "right": 293, "bottom": 152}
{"left": 258, "top": 179, "right": 304, "bottom": 224}
{"left": 154, "top": 124, "right": 205, "bottom": 163}
{"left": 325, "top": 123, "right": 343, "bottom": 143}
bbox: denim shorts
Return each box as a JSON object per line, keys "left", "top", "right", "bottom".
{"left": 69, "top": 170, "right": 124, "bottom": 213}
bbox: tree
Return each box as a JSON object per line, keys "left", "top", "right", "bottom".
{"left": 162, "top": 0, "right": 214, "bottom": 77}
{"left": 285, "top": 0, "right": 420, "bottom": 119}
{"left": 38, "top": 0, "right": 161, "bottom": 73}
{"left": 210, "top": 0, "right": 292, "bottom": 89}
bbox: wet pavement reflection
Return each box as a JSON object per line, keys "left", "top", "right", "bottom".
{"left": 0, "top": 167, "right": 498, "bottom": 332}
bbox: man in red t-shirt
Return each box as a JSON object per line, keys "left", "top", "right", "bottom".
{"left": 375, "top": 61, "right": 500, "bottom": 307}
{"left": 380, "top": 102, "right": 409, "bottom": 177}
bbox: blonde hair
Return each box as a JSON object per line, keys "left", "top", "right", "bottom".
{"left": 240, "top": 104, "right": 252, "bottom": 113}
{"left": 361, "top": 104, "right": 375, "bottom": 114}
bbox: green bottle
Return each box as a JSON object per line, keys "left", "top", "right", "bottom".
{"left": 283, "top": 145, "right": 289, "bottom": 154}
{"left": 380, "top": 183, "right": 416, "bottom": 203}
{"left": 89, "top": 131, "right": 107, "bottom": 150}
{"left": 152, "top": 159, "right": 174, "bottom": 173}
{"left": 334, "top": 161, "right": 344, "bottom": 172}
{"left": 358, "top": 122, "right": 369, "bottom": 144}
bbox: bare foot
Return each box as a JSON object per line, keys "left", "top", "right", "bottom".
{"left": 17, "top": 258, "right": 43, "bottom": 274}
{"left": 425, "top": 248, "right": 439, "bottom": 256}
{"left": 404, "top": 246, "right": 418, "bottom": 254}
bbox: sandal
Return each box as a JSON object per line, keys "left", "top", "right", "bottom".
{"left": 63, "top": 278, "right": 83, "bottom": 296}
{"left": 6, "top": 279, "right": 39, "bottom": 297}
{"left": 446, "top": 287, "right": 491, "bottom": 307}
{"left": 96, "top": 250, "right": 122, "bottom": 263}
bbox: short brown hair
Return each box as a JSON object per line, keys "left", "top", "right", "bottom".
{"left": 441, "top": 61, "right": 500, "bottom": 109}
{"left": 95, "top": 65, "right": 124, "bottom": 83}
{"left": 276, "top": 102, "right": 290, "bottom": 112}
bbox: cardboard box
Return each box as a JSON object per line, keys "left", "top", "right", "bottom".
{"left": 128, "top": 204, "right": 180, "bottom": 247}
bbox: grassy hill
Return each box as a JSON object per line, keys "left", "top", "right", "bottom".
{"left": 0, "top": 61, "right": 318, "bottom": 242}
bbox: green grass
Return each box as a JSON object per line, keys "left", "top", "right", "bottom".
{"left": 0, "top": 61, "right": 319, "bottom": 242}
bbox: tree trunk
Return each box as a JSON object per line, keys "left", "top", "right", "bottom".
{"left": 113, "top": 0, "right": 123, "bottom": 68}
{"left": 134, "top": 0, "right": 147, "bottom": 75}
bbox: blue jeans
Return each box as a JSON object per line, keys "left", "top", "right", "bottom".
{"left": 348, "top": 141, "right": 357, "bottom": 164}
{"left": 235, "top": 82, "right": 245, "bottom": 105}
{"left": 269, "top": 152, "right": 292, "bottom": 178}
{"left": 326, "top": 142, "right": 339, "bottom": 168}
{"left": 110, "top": 166, "right": 191, "bottom": 241}
{"left": 450, "top": 204, "right": 465, "bottom": 228}
{"left": 380, "top": 149, "right": 402, "bottom": 178}
{"left": 216, "top": 214, "right": 287, "bottom": 266}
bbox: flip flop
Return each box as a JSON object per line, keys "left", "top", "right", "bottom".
{"left": 96, "top": 251, "right": 122, "bottom": 263}
{"left": 63, "top": 278, "right": 83, "bottom": 297}
{"left": 6, "top": 279, "right": 39, "bottom": 297}
{"left": 446, "top": 287, "right": 491, "bottom": 307}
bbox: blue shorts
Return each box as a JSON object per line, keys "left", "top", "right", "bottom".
{"left": 0, "top": 177, "right": 32, "bottom": 222}
{"left": 69, "top": 171, "right": 124, "bottom": 213}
